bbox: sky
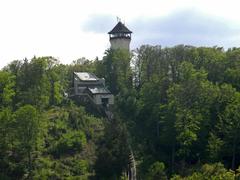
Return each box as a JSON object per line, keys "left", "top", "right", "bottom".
{"left": 1, "top": 0, "right": 240, "bottom": 68}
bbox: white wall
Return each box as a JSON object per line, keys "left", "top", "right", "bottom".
{"left": 110, "top": 38, "right": 130, "bottom": 50}
{"left": 93, "top": 94, "right": 114, "bottom": 105}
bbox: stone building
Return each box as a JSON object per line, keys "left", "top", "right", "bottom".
{"left": 71, "top": 72, "right": 114, "bottom": 106}
{"left": 108, "top": 21, "right": 132, "bottom": 51}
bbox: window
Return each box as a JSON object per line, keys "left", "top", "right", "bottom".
{"left": 101, "top": 98, "right": 109, "bottom": 107}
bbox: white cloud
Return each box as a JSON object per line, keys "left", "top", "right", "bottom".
{"left": 0, "top": 0, "right": 240, "bottom": 68}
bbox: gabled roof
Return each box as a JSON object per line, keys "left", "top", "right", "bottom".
{"left": 74, "top": 72, "right": 99, "bottom": 81}
{"left": 108, "top": 21, "right": 132, "bottom": 34}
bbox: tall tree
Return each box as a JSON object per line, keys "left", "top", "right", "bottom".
{"left": 218, "top": 92, "right": 240, "bottom": 169}
{"left": 0, "top": 71, "right": 15, "bottom": 108}
{"left": 167, "top": 62, "right": 215, "bottom": 168}
{"left": 96, "top": 49, "right": 132, "bottom": 94}
{"left": 14, "top": 105, "right": 40, "bottom": 178}
{"left": 95, "top": 118, "right": 129, "bottom": 179}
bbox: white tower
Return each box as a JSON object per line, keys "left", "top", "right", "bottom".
{"left": 108, "top": 21, "right": 132, "bottom": 51}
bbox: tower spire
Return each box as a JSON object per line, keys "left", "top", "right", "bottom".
{"left": 116, "top": 16, "right": 121, "bottom": 22}
{"left": 108, "top": 21, "right": 132, "bottom": 51}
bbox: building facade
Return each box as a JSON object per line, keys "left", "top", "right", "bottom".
{"left": 72, "top": 72, "right": 114, "bottom": 106}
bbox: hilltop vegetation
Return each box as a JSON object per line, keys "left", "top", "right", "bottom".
{"left": 1, "top": 45, "right": 240, "bottom": 179}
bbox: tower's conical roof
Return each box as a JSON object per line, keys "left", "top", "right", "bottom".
{"left": 108, "top": 21, "right": 132, "bottom": 34}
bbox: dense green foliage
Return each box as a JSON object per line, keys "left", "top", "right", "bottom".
{"left": 1, "top": 45, "right": 240, "bottom": 179}
{"left": 0, "top": 57, "right": 105, "bottom": 179}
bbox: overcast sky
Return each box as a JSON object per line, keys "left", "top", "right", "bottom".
{"left": 1, "top": 0, "right": 240, "bottom": 68}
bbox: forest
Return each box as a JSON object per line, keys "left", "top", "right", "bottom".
{"left": 1, "top": 45, "right": 240, "bottom": 179}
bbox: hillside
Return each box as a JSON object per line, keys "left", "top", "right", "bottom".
{"left": 1, "top": 45, "right": 240, "bottom": 179}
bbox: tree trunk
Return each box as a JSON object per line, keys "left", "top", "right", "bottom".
{"left": 231, "top": 135, "right": 237, "bottom": 170}
{"left": 50, "top": 80, "right": 55, "bottom": 106}
{"left": 171, "top": 143, "right": 175, "bottom": 174}
{"left": 128, "top": 150, "right": 137, "bottom": 180}
{"left": 28, "top": 150, "right": 32, "bottom": 179}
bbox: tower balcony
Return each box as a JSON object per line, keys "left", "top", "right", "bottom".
{"left": 109, "top": 33, "right": 131, "bottom": 40}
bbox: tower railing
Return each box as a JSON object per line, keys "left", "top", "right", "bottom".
{"left": 109, "top": 33, "right": 131, "bottom": 40}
